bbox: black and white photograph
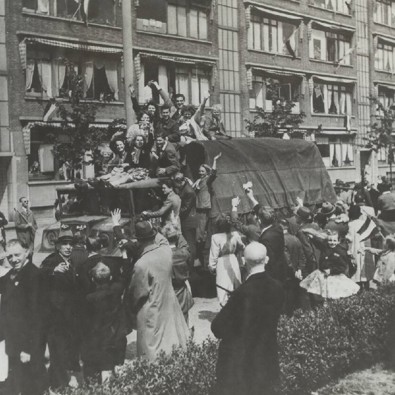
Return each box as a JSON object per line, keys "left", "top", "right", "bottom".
{"left": 0, "top": 0, "right": 395, "bottom": 394}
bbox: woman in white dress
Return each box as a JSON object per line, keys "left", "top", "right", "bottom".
{"left": 209, "top": 215, "right": 244, "bottom": 306}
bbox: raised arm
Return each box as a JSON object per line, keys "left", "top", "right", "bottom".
{"left": 129, "top": 84, "right": 142, "bottom": 118}
{"left": 193, "top": 94, "right": 210, "bottom": 124}
{"left": 148, "top": 81, "right": 175, "bottom": 111}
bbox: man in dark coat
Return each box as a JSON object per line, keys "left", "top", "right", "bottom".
{"left": 245, "top": 189, "right": 287, "bottom": 284}
{"left": 154, "top": 134, "right": 180, "bottom": 177}
{"left": 0, "top": 239, "right": 47, "bottom": 395}
{"left": 40, "top": 225, "right": 81, "bottom": 389}
{"left": 174, "top": 172, "right": 197, "bottom": 266}
{"left": 156, "top": 105, "right": 180, "bottom": 143}
{"left": 211, "top": 242, "right": 284, "bottom": 395}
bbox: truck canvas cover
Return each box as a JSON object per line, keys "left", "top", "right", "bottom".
{"left": 186, "top": 138, "right": 336, "bottom": 216}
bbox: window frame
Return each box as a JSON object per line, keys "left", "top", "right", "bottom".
{"left": 167, "top": 0, "right": 209, "bottom": 40}
{"left": 312, "top": 82, "right": 353, "bottom": 115}
{"left": 25, "top": 46, "right": 120, "bottom": 102}
{"left": 248, "top": 13, "right": 299, "bottom": 57}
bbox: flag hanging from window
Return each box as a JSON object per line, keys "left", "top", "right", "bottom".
{"left": 43, "top": 100, "right": 58, "bottom": 122}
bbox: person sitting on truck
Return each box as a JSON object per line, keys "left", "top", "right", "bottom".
{"left": 193, "top": 152, "right": 222, "bottom": 268}
{"left": 156, "top": 106, "right": 181, "bottom": 144}
{"left": 178, "top": 97, "right": 210, "bottom": 142}
{"left": 108, "top": 138, "right": 129, "bottom": 169}
{"left": 141, "top": 180, "right": 181, "bottom": 228}
{"left": 125, "top": 112, "right": 154, "bottom": 145}
{"left": 152, "top": 134, "right": 180, "bottom": 177}
{"left": 201, "top": 104, "right": 232, "bottom": 140}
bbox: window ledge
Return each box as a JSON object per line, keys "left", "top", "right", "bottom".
{"left": 373, "top": 21, "right": 395, "bottom": 30}
{"left": 249, "top": 108, "right": 301, "bottom": 114}
{"left": 327, "top": 166, "right": 356, "bottom": 170}
{"left": 137, "top": 30, "right": 212, "bottom": 45}
{"left": 24, "top": 96, "right": 124, "bottom": 106}
{"left": 247, "top": 49, "right": 301, "bottom": 60}
{"left": 28, "top": 180, "right": 71, "bottom": 186}
{"left": 312, "top": 113, "right": 354, "bottom": 118}
{"left": 375, "top": 69, "right": 395, "bottom": 75}
{"left": 22, "top": 10, "right": 122, "bottom": 30}
{"left": 307, "top": 4, "right": 352, "bottom": 18}
{"left": 309, "top": 59, "right": 353, "bottom": 68}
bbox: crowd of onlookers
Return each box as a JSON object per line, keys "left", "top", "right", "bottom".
{"left": 0, "top": 79, "right": 395, "bottom": 394}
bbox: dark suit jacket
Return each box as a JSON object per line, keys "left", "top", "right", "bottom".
{"left": 40, "top": 252, "right": 82, "bottom": 326}
{"left": 178, "top": 182, "right": 197, "bottom": 230}
{"left": 157, "top": 142, "right": 180, "bottom": 176}
{"left": 259, "top": 224, "right": 288, "bottom": 284}
{"left": 156, "top": 118, "right": 180, "bottom": 143}
{"left": 0, "top": 261, "right": 42, "bottom": 357}
{"left": 211, "top": 271, "right": 284, "bottom": 395}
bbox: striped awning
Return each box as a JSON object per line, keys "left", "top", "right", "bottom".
{"left": 313, "top": 20, "right": 355, "bottom": 33}
{"left": 138, "top": 51, "right": 216, "bottom": 67}
{"left": 250, "top": 5, "right": 302, "bottom": 20}
{"left": 25, "top": 37, "right": 123, "bottom": 54}
{"left": 19, "top": 37, "right": 122, "bottom": 69}
{"left": 312, "top": 75, "right": 356, "bottom": 84}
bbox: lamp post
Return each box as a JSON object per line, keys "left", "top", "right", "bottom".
{"left": 122, "top": 0, "right": 136, "bottom": 127}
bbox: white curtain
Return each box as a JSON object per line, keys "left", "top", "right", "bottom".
{"left": 37, "top": 0, "right": 49, "bottom": 14}
{"left": 53, "top": 59, "right": 66, "bottom": 97}
{"left": 37, "top": 59, "right": 52, "bottom": 97}
{"left": 83, "top": 61, "right": 94, "bottom": 97}
{"left": 323, "top": 84, "right": 329, "bottom": 113}
{"left": 103, "top": 60, "right": 119, "bottom": 100}
{"left": 25, "top": 59, "right": 35, "bottom": 91}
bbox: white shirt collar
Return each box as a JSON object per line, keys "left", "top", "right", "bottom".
{"left": 383, "top": 191, "right": 391, "bottom": 195}
{"left": 260, "top": 224, "right": 272, "bottom": 236}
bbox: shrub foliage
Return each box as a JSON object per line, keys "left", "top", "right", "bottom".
{"left": 57, "top": 286, "right": 395, "bottom": 395}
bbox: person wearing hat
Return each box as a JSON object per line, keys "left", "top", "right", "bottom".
{"left": 295, "top": 206, "right": 322, "bottom": 279}
{"left": 127, "top": 221, "right": 189, "bottom": 360}
{"left": 40, "top": 225, "right": 82, "bottom": 389}
{"left": 161, "top": 222, "right": 194, "bottom": 324}
{"left": 0, "top": 239, "right": 47, "bottom": 395}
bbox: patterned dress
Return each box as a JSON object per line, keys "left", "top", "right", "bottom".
{"left": 209, "top": 231, "right": 244, "bottom": 306}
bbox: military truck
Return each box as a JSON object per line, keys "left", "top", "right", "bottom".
{"left": 41, "top": 137, "right": 336, "bottom": 257}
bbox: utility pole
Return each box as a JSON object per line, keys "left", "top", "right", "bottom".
{"left": 122, "top": 0, "right": 136, "bottom": 127}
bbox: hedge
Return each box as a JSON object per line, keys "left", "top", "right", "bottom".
{"left": 57, "top": 285, "right": 395, "bottom": 395}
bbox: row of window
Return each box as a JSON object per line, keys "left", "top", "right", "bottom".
{"left": 25, "top": 48, "right": 120, "bottom": 101}
{"left": 23, "top": 0, "right": 122, "bottom": 26}
{"left": 250, "top": 76, "right": 353, "bottom": 116}
{"left": 310, "top": 0, "right": 351, "bottom": 15}
{"left": 248, "top": 14, "right": 353, "bottom": 65}
{"left": 374, "top": 0, "right": 395, "bottom": 27}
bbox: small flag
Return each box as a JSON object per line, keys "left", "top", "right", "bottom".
{"left": 336, "top": 47, "right": 355, "bottom": 70}
{"left": 285, "top": 27, "right": 299, "bottom": 59}
{"left": 43, "top": 101, "right": 58, "bottom": 122}
{"left": 357, "top": 216, "right": 377, "bottom": 242}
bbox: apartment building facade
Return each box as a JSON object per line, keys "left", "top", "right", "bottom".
{"left": 0, "top": 0, "right": 393, "bottom": 222}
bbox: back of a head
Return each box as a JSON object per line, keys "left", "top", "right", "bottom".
{"left": 244, "top": 242, "right": 267, "bottom": 267}
{"left": 215, "top": 214, "right": 232, "bottom": 234}
{"left": 257, "top": 206, "right": 275, "bottom": 226}
{"left": 91, "top": 261, "right": 111, "bottom": 284}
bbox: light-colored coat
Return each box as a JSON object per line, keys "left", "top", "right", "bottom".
{"left": 14, "top": 209, "right": 37, "bottom": 252}
{"left": 130, "top": 242, "right": 189, "bottom": 360}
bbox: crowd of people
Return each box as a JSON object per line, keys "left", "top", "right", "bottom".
{"left": 1, "top": 79, "right": 395, "bottom": 394}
